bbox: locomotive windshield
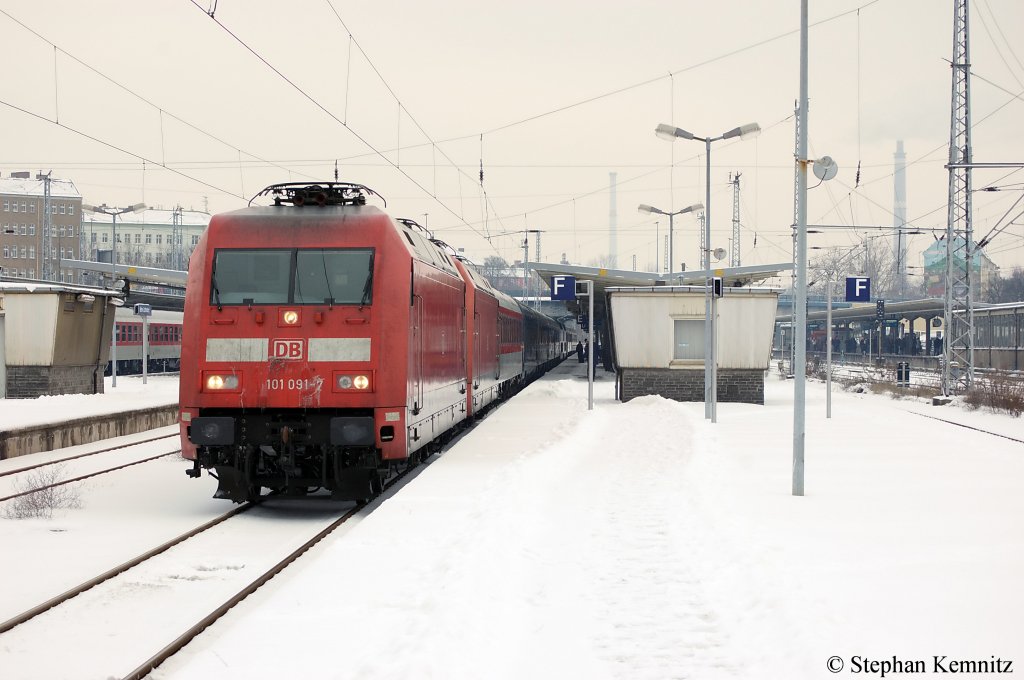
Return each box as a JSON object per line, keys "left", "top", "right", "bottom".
{"left": 210, "top": 248, "right": 374, "bottom": 306}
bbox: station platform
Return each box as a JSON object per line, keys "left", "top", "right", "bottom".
{"left": 0, "top": 375, "right": 178, "bottom": 460}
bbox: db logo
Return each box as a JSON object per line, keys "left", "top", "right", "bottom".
{"left": 270, "top": 339, "right": 305, "bottom": 360}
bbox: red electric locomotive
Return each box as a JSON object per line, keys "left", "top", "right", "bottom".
{"left": 180, "top": 182, "right": 568, "bottom": 502}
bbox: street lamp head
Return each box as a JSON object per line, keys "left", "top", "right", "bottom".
{"left": 655, "top": 123, "right": 695, "bottom": 141}
{"left": 722, "top": 122, "right": 761, "bottom": 141}
{"left": 84, "top": 202, "right": 146, "bottom": 216}
{"left": 682, "top": 202, "right": 704, "bottom": 214}
{"left": 638, "top": 204, "right": 665, "bottom": 216}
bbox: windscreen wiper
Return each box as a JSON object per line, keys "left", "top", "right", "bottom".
{"left": 211, "top": 270, "right": 223, "bottom": 311}
{"left": 359, "top": 254, "right": 374, "bottom": 309}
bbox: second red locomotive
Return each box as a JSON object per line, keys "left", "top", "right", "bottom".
{"left": 179, "top": 182, "right": 572, "bottom": 502}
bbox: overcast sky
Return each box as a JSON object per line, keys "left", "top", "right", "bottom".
{"left": 1, "top": 0, "right": 1022, "bottom": 277}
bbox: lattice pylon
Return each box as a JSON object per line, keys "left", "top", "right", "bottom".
{"left": 942, "top": 0, "right": 975, "bottom": 395}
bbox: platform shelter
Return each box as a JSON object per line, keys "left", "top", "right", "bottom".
{"left": 606, "top": 286, "right": 780, "bottom": 404}
{"left": 0, "top": 281, "right": 121, "bottom": 397}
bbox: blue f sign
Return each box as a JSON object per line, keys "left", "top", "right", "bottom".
{"left": 845, "top": 276, "right": 871, "bottom": 302}
{"left": 551, "top": 275, "right": 576, "bottom": 301}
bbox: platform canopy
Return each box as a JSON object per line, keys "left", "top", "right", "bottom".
{"left": 531, "top": 262, "right": 793, "bottom": 304}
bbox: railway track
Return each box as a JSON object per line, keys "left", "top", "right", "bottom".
{"left": 0, "top": 502, "right": 255, "bottom": 634}
{"left": 0, "top": 448, "right": 181, "bottom": 504}
{"left": 0, "top": 458, "right": 426, "bottom": 680}
{"left": 901, "top": 409, "right": 1024, "bottom": 445}
{"left": 122, "top": 460, "right": 424, "bottom": 680}
{"left": 0, "top": 432, "right": 178, "bottom": 480}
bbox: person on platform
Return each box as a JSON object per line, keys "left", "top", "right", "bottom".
{"left": 576, "top": 340, "right": 584, "bottom": 363}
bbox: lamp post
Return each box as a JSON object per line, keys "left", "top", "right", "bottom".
{"left": 83, "top": 202, "right": 146, "bottom": 388}
{"left": 637, "top": 202, "right": 703, "bottom": 273}
{"left": 655, "top": 121, "right": 760, "bottom": 421}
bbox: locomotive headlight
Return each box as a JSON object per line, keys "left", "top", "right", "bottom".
{"left": 204, "top": 373, "right": 240, "bottom": 391}
{"left": 282, "top": 310, "right": 299, "bottom": 325}
{"left": 334, "top": 372, "right": 372, "bottom": 392}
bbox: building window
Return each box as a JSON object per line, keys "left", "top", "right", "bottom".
{"left": 101, "top": 233, "right": 108, "bottom": 243}
{"left": 91, "top": 232, "right": 97, "bottom": 243}
{"left": 20, "top": 202, "right": 26, "bottom": 212}
{"left": 156, "top": 234, "right": 163, "bottom": 245}
{"left": 145, "top": 233, "right": 152, "bottom": 244}
{"left": 20, "top": 224, "right": 27, "bottom": 235}
{"left": 2, "top": 246, "right": 8, "bottom": 258}
{"left": 28, "top": 268, "right": 35, "bottom": 278}
{"left": 2, "top": 200, "right": 8, "bottom": 211}
{"left": 673, "top": 319, "right": 706, "bottom": 361}
{"left": 20, "top": 246, "right": 27, "bottom": 259}
{"left": 60, "top": 247, "right": 66, "bottom": 259}
{"left": 30, "top": 202, "right": 35, "bottom": 212}
{"left": 69, "top": 225, "right": 75, "bottom": 237}
{"left": 51, "top": 205, "right": 56, "bottom": 214}
{"left": 50, "top": 247, "right": 56, "bottom": 259}
{"left": 192, "top": 235, "right": 199, "bottom": 245}
{"left": 28, "top": 225, "right": 35, "bottom": 236}
{"left": 59, "top": 226, "right": 66, "bottom": 238}
{"left": 11, "top": 202, "right": 18, "bottom": 213}
{"left": 59, "top": 204, "right": 66, "bottom": 214}
{"left": 29, "top": 246, "right": 35, "bottom": 258}
{"left": 67, "top": 204, "right": 73, "bottom": 215}
{"left": 134, "top": 233, "right": 141, "bottom": 244}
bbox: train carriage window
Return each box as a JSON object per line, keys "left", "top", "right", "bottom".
{"left": 294, "top": 249, "right": 374, "bottom": 305}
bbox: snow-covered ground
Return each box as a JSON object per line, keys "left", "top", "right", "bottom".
{"left": 0, "top": 374, "right": 178, "bottom": 430}
{"left": 1, "top": 364, "right": 1022, "bottom": 679}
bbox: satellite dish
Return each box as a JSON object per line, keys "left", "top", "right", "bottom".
{"left": 812, "top": 156, "right": 838, "bottom": 181}
{"left": 712, "top": 247, "right": 727, "bottom": 261}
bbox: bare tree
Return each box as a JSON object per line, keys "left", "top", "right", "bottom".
{"left": 586, "top": 254, "right": 616, "bottom": 269}
{"left": 985, "top": 266, "right": 1024, "bottom": 303}
{"left": 808, "top": 240, "right": 899, "bottom": 298}
{"left": 3, "top": 464, "right": 82, "bottom": 519}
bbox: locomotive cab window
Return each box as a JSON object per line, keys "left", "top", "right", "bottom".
{"left": 295, "top": 249, "right": 374, "bottom": 305}
{"left": 211, "top": 248, "right": 374, "bottom": 306}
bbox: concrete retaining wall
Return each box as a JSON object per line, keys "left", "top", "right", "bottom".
{"left": 6, "top": 364, "right": 105, "bottom": 398}
{"left": 0, "top": 404, "right": 178, "bottom": 460}
{"left": 619, "top": 368, "right": 765, "bottom": 404}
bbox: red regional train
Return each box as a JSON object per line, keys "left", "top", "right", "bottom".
{"left": 107, "top": 307, "right": 183, "bottom": 375}
{"left": 180, "top": 182, "right": 574, "bottom": 502}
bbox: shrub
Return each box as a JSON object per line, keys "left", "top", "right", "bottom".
{"left": 963, "top": 373, "right": 1024, "bottom": 417}
{"left": 3, "top": 464, "right": 82, "bottom": 519}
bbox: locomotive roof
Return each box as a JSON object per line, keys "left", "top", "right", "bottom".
{"left": 209, "top": 204, "right": 462, "bottom": 278}
{"left": 214, "top": 203, "right": 387, "bottom": 220}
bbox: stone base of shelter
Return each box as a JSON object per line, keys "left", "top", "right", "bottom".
{"left": 5, "top": 364, "right": 105, "bottom": 398}
{"left": 618, "top": 367, "right": 765, "bottom": 404}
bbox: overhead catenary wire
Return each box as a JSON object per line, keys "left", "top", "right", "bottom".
{"left": 188, "top": 0, "right": 497, "bottom": 249}
{"left": 0, "top": 97, "right": 245, "bottom": 200}
{"left": 0, "top": 7, "right": 317, "bottom": 184}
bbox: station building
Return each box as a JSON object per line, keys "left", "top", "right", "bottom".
{"left": 0, "top": 173, "right": 83, "bottom": 283}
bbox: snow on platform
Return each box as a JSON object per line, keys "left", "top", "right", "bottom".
{"left": 0, "top": 375, "right": 178, "bottom": 431}
{"left": 150, "top": 361, "right": 1024, "bottom": 679}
